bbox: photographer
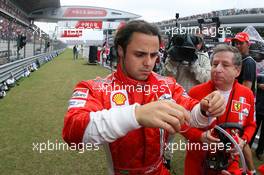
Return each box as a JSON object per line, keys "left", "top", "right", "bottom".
{"left": 162, "top": 34, "right": 211, "bottom": 92}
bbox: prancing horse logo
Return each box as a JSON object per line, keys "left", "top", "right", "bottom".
{"left": 234, "top": 102, "right": 241, "bottom": 111}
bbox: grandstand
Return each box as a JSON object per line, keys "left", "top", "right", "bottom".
{"left": 0, "top": 0, "right": 141, "bottom": 65}
{"left": 0, "top": 0, "right": 141, "bottom": 97}
{"left": 156, "top": 8, "right": 264, "bottom": 25}
{"left": 154, "top": 8, "right": 264, "bottom": 42}
{"left": 0, "top": 0, "right": 65, "bottom": 65}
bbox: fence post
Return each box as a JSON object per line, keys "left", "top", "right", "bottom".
{"left": 7, "top": 19, "right": 12, "bottom": 62}
{"left": 33, "top": 32, "right": 36, "bottom": 56}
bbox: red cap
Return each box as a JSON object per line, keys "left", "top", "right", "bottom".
{"left": 258, "top": 164, "right": 264, "bottom": 175}
{"left": 224, "top": 38, "right": 232, "bottom": 43}
{"left": 232, "top": 32, "right": 250, "bottom": 42}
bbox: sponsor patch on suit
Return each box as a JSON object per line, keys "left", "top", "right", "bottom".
{"left": 72, "top": 88, "right": 89, "bottom": 99}
{"left": 110, "top": 90, "right": 129, "bottom": 107}
{"left": 68, "top": 99, "right": 86, "bottom": 109}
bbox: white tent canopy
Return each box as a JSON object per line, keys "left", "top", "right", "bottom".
{"left": 243, "top": 25, "right": 264, "bottom": 43}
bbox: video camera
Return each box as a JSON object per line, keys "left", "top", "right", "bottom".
{"left": 168, "top": 34, "right": 201, "bottom": 63}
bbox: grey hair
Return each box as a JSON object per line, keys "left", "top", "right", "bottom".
{"left": 210, "top": 44, "right": 242, "bottom": 66}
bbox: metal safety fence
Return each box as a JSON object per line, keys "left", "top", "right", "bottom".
{"left": 0, "top": 49, "right": 64, "bottom": 98}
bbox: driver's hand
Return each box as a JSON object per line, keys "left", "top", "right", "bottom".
{"left": 200, "top": 129, "right": 220, "bottom": 143}
{"left": 237, "top": 136, "right": 246, "bottom": 150}
{"left": 229, "top": 134, "right": 246, "bottom": 156}
{"left": 135, "top": 100, "right": 190, "bottom": 134}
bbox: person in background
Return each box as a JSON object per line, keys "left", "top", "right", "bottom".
{"left": 232, "top": 32, "right": 256, "bottom": 95}
{"left": 73, "top": 45, "right": 78, "bottom": 60}
{"left": 232, "top": 32, "right": 257, "bottom": 173}
{"left": 162, "top": 35, "right": 211, "bottom": 93}
{"left": 109, "top": 45, "right": 117, "bottom": 70}
{"left": 251, "top": 61, "right": 264, "bottom": 161}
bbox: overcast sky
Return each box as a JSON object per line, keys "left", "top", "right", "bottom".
{"left": 60, "top": 0, "right": 264, "bottom": 22}
{"left": 36, "top": 0, "right": 264, "bottom": 33}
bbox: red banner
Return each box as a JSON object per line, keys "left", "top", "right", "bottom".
{"left": 63, "top": 8, "right": 107, "bottom": 17}
{"left": 61, "top": 30, "right": 83, "bottom": 38}
{"left": 75, "top": 21, "right": 103, "bottom": 29}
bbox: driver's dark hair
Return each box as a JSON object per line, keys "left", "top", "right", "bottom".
{"left": 114, "top": 20, "right": 162, "bottom": 58}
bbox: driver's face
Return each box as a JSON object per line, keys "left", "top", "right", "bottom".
{"left": 119, "top": 32, "right": 160, "bottom": 81}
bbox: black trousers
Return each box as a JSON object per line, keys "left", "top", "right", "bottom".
{"left": 250, "top": 113, "right": 264, "bottom": 155}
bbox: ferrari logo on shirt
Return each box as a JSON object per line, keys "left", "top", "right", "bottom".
{"left": 234, "top": 102, "right": 241, "bottom": 111}
{"left": 111, "top": 90, "right": 129, "bottom": 107}
{"left": 231, "top": 99, "right": 250, "bottom": 116}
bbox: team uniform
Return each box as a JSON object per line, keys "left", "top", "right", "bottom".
{"left": 182, "top": 80, "right": 256, "bottom": 175}
{"left": 63, "top": 65, "right": 210, "bottom": 175}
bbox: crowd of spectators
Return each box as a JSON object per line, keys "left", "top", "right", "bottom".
{"left": 0, "top": 0, "right": 29, "bottom": 24}
{"left": 0, "top": 15, "right": 45, "bottom": 43}
{"left": 0, "top": 0, "right": 41, "bottom": 42}
{"left": 155, "top": 8, "right": 264, "bottom": 26}
{"left": 0, "top": 16, "right": 27, "bottom": 40}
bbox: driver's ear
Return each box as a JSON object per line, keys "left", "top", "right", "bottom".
{"left": 117, "top": 45, "right": 124, "bottom": 59}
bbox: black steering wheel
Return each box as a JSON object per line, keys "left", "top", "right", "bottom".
{"left": 216, "top": 122, "right": 244, "bottom": 146}
{"left": 204, "top": 122, "right": 244, "bottom": 172}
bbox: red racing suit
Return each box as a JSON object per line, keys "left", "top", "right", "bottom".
{"left": 182, "top": 80, "right": 256, "bottom": 175}
{"left": 62, "top": 65, "right": 203, "bottom": 175}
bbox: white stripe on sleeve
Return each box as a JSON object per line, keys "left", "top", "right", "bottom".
{"left": 82, "top": 103, "right": 141, "bottom": 144}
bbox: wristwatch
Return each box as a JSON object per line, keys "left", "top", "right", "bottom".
{"left": 200, "top": 109, "right": 207, "bottom": 116}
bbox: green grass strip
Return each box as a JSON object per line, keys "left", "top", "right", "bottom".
{"left": 0, "top": 49, "right": 110, "bottom": 175}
